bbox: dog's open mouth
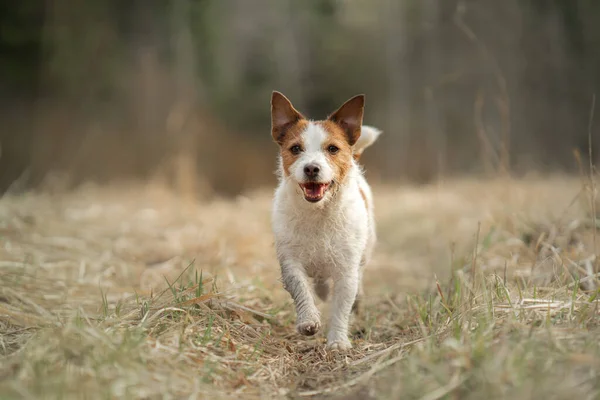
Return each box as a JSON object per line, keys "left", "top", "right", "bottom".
{"left": 299, "top": 182, "right": 331, "bottom": 203}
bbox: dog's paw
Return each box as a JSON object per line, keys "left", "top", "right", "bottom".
{"left": 297, "top": 319, "right": 321, "bottom": 336}
{"left": 326, "top": 338, "right": 352, "bottom": 351}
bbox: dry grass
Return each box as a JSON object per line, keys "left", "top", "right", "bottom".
{"left": 1, "top": 175, "right": 600, "bottom": 399}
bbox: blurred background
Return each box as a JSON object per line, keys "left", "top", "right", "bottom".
{"left": 1, "top": 0, "right": 599, "bottom": 198}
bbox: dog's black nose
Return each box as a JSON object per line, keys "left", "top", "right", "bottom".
{"left": 303, "top": 164, "right": 320, "bottom": 178}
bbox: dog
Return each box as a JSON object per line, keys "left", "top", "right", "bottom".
{"left": 270, "top": 91, "right": 382, "bottom": 350}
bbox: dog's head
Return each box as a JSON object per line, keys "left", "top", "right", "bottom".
{"left": 271, "top": 91, "right": 364, "bottom": 204}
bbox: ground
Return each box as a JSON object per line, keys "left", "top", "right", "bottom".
{"left": 1, "top": 176, "right": 599, "bottom": 399}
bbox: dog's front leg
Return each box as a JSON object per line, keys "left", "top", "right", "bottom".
{"left": 281, "top": 261, "right": 321, "bottom": 336}
{"left": 327, "top": 266, "right": 359, "bottom": 350}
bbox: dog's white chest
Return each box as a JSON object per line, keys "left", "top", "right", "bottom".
{"left": 272, "top": 188, "right": 368, "bottom": 278}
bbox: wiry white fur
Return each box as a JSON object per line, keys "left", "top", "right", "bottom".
{"left": 272, "top": 124, "right": 381, "bottom": 350}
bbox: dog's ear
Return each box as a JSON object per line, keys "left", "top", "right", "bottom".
{"left": 271, "top": 91, "right": 304, "bottom": 144}
{"left": 328, "top": 95, "right": 365, "bottom": 146}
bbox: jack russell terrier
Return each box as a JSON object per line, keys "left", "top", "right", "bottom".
{"left": 270, "top": 91, "right": 382, "bottom": 350}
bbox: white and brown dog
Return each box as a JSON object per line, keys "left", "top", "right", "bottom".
{"left": 270, "top": 91, "right": 382, "bottom": 350}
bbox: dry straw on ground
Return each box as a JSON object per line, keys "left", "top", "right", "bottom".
{"left": 1, "top": 175, "right": 599, "bottom": 399}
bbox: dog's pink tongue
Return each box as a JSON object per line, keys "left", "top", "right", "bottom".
{"left": 307, "top": 184, "right": 323, "bottom": 197}
{"left": 302, "top": 183, "right": 328, "bottom": 200}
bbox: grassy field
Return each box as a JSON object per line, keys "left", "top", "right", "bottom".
{"left": 1, "top": 176, "right": 599, "bottom": 399}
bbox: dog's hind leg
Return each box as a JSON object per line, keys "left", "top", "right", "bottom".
{"left": 352, "top": 267, "right": 365, "bottom": 315}
{"left": 353, "top": 247, "right": 371, "bottom": 315}
{"left": 314, "top": 279, "right": 330, "bottom": 302}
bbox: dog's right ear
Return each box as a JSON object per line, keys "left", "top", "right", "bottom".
{"left": 271, "top": 91, "right": 304, "bottom": 144}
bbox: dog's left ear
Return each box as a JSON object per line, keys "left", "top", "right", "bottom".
{"left": 328, "top": 94, "right": 365, "bottom": 146}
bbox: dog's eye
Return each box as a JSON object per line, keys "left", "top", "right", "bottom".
{"left": 327, "top": 145, "right": 339, "bottom": 154}
{"left": 290, "top": 145, "right": 302, "bottom": 155}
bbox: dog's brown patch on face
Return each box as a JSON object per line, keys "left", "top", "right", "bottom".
{"left": 278, "top": 119, "right": 309, "bottom": 177}
{"left": 316, "top": 120, "right": 355, "bottom": 185}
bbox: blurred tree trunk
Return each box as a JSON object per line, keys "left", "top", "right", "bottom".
{"left": 423, "top": 0, "right": 446, "bottom": 182}
{"left": 30, "top": 0, "right": 80, "bottom": 190}
{"left": 270, "top": 0, "right": 307, "bottom": 110}
{"left": 382, "top": 0, "right": 410, "bottom": 181}
{"left": 168, "top": 0, "right": 205, "bottom": 202}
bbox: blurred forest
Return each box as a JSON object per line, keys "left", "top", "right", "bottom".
{"left": 0, "top": 0, "right": 599, "bottom": 197}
